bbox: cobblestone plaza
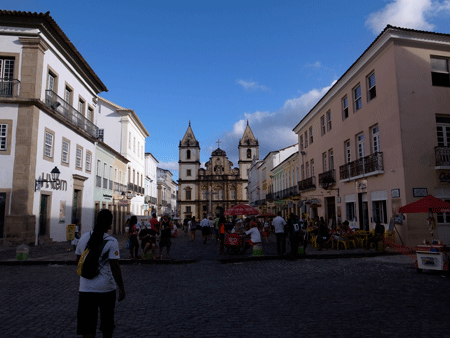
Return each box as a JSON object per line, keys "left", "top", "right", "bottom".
{"left": 0, "top": 234, "right": 449, "bottom": 337}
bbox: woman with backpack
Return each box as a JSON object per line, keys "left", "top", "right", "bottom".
{"left": 75, "top": 209, "right": 125, "bottom": 338}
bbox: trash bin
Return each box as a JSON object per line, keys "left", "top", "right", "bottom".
{"left": 252, "top": 243, "right": 263, "bottom": 256}
{"left": 16, "top": 244, "right": 29, "bottom": 260}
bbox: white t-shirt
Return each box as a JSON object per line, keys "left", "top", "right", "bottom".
{"left": 246, "top": 227, "right": 261, "bottom": 243}
{"left": 200, "top": 218, "right": 211, "bottom": 228}
{"left": 75, "top": 231, "right": 120, "bottom": 293}
{"left": 272, "top": 216, "right": 286, "bottom": 233}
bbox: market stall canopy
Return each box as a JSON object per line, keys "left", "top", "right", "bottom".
{"left": 224, "top": 204, "right": 259, "bottom": 216}
{"left": 399, "top": 195, "right": 450, "bottom": 214}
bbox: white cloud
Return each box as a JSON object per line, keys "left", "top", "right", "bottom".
{"left": 157, "top": 161, "right": 179, "bottom": 173}
{"left": 365, "top": 0, "right": 450, "bottom": 34}
{"left": 217, "top": 81, "right": 335, "bottom": 164}
{"left": 306, "top": 61, "right": 322, "bottom": 69}
{"left": 237, "top": 79, "right": 269, "bottom": 91}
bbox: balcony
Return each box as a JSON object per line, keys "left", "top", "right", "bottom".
{"left": 0, "top": 79, "right": 20, "bottom": 97}
{"left": 435, "top": 146, "right": 450, "bottom": 168}
{"left": 298, "top": 176, "right": 316, "bottom": 192}
{"left": 128, "top": 183, "right": 133, "bottom": 192}
{"left": 45, "top": 90, "right": 98, "bottom": 139}
{"left": 266, "top": 193, "right": 274, "bottom": 201}
{"left": 318, "top": 169, "right": 336, "bottom": 189}
{"left": 339, "top": 152, "right": 384, "bottom": 181}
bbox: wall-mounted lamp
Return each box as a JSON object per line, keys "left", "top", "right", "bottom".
{"left": 35, "top": 166, "right": 60, "bottom": 191}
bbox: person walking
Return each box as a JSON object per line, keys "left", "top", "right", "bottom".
{"left": 183, "top": 216, "right": 190, "bottom": 236}
{"left": 128, "top": 216, "right": 139, "bottom": 259}
{"left": 200, "top": 213, "right": 211, "bottom": 244}
{"left": 75, "top": 209, "right": 125, "bottom": 338}
{"left": 218, "top": 215, "right": 227, "bottom": 254}
{"left": 156, "top": 214, "right": 173, "bottom": 259}
{"left": 272, "top": 211, "right": 287, "bottom": 256}
{"left": 188, "top": 216, "right": 197, "bottom": 241}
{"left": 287, "top": 214, "right": 300, "bottom": 259}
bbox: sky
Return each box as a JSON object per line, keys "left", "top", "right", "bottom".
{"left": 3, "top": 0, "right": 450, "bottom": 181}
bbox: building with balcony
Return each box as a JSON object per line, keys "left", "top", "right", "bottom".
{"left": 248, "top": 144, "right": 298, "bottom": 214}
{"left": 178, "top": 122, "right": 258, "bottom": 220}
{"left": 270, "top": 151, "right": 299, "bottom": 217}
{"left": 93, "top": 141, "right": 129, "bottom": 234}
{"left": 96, "top": 96, "right": 149, "bottom": 217}
{"left": 144, "top": 152, "right": 159, "bottom": 215}
{"left": 0, "top": 11, "right": 108, "bottom": 244}
{"left": 157, "top": 167, "right": 175, "bottom": 217}
{"left": 293, "top": 25, "right": 450, "bottom": 246}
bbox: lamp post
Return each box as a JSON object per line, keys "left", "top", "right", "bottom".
{"left": 35, "top": 166, "right": 60, "bottom": 191}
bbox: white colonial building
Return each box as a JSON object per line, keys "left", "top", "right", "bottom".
{"left": 0, "top": 11, "right": 108, "bottom": 244}
{"left": 97, "top": 96, "right": 149, "bottom": 217}
{"left": 144, "top": 152, "right": 159, "bottom": 215}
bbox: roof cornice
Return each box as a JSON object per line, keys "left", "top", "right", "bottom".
{"left": 293, "top": 25, "right": 450, "bottom": 134}
{"left": 0, "top": 10, "right": 108, "bottom": 93}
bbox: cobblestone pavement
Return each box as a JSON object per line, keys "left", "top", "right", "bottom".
{"left": 1, "top": 236, "right": 449, "bottom": 337}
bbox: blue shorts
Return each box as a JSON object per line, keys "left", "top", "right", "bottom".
{"left": 77, "top": 290, "right": 116, "bottom": 335}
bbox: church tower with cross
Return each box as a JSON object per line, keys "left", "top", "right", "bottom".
{"left": 178, "top": 122, "right": 259, "bottom": 220}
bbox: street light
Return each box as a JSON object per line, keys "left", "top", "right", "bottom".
{"left": 35, "top": 166, "right": 61, "bottom": 191}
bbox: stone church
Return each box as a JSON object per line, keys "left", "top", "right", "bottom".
{"left": 178, "top": 122, "right": 259, "bottom": 219}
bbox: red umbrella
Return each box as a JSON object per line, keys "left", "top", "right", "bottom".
{"left": 399, "top": 195, "right": 450, "bottom": 214}
{"left": 224, "top": 204, "right": 259, "bottom": 216}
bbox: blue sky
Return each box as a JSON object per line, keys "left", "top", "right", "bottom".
{"left": 4, "top": 0, "right": 450, "bottom": 181}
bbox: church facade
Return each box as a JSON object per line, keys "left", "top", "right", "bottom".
{"left": 178, "top": 122, "right": 259, "bottom": 219}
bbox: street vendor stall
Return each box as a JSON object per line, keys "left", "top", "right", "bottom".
{"left": 399, "top": 195, "right": 450, "bottom": 273}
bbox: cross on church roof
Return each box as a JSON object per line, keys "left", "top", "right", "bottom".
{"left": 216, "top": 139, "right": 221, "bottom": 148}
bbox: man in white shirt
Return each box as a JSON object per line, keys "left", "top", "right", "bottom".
{"left": 200, "top": 213, "right": 211, "bottom": 244}
{"left": 272, "top": 211, "right": 287, "bottom": 255}
{"left": 243, "top": 221, "right": 262, "bottom": 253}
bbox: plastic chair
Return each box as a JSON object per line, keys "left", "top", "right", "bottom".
{"left": 337, "top": 233, "right": 357, "bottom": 250}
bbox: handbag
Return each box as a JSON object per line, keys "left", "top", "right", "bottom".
{"left": 77, "top": 236, "right": 109, "bottom": 279}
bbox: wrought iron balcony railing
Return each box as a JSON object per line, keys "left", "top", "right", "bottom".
{"left": 0, "top": 79, "right": 20, "bottom": 97}
{"left": 435, "top": 146, "right": 450, "bottom": 167}
{"left": 339, "top": 152, "right": 384, "bottom": 181}
{"left": 318, "top": 169, "right": 336, "bottom": 188}
{"left": 298, "top": 176, "right": 316, "bottom": 192}
{"left": 45, "top": 90, "right": 98, "bottom": 139}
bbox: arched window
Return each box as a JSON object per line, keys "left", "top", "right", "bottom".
{"left": 187, "top": 149, "right": 191, "bottom": 160}
{"left": 247, "top": 149, "right": 251, "bottom": 159}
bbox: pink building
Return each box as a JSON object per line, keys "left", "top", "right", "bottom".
{"left": 293, "top": 25, "right": 450, "bottom": 246}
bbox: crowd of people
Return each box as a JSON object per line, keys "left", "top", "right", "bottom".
{"left": 121, "top": 211, "right": 386, "bottom": 261}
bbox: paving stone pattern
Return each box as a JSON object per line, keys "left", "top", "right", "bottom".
{"left": 1, "top": 250, "right": 449, "bottom": 337}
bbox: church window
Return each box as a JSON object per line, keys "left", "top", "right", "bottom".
{"left": 185, "top": 187, "right": 192, "bottom": 200}
{"left": 187, "top": 150, "right": 191, "bottom": 159}
{"left": 186, "top": 169, "right": 192, "bottom": 177}
{"left": 247, "top": 149, "right": 251, "bottom": 159}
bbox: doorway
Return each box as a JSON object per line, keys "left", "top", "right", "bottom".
{"left": 39, "top": 194, "right": 50, "bottom": 236}
{"left": 0, "top": 193, "right": 6, "bottom": 238}
{"left": 325, "top": 196, "right": 336, "bottom": 227}
{"left": 358, "top": 193, "right": 369, "bottom": 230}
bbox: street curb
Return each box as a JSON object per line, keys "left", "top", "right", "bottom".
{"left": 0, "top": 251, "right": 401, "bottom": 266}
{"left": 0, "top": 258, "right": 198, "bottom": 266}
{"left": 218, "top": 251, "right": 402, "bottom": 264}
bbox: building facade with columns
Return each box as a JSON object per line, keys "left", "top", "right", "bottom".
{"left": 178, "top": 122, "right": 259, "bottom": 219}
{"left": 0, "top": 11, "right": 108, "bottom": 244}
